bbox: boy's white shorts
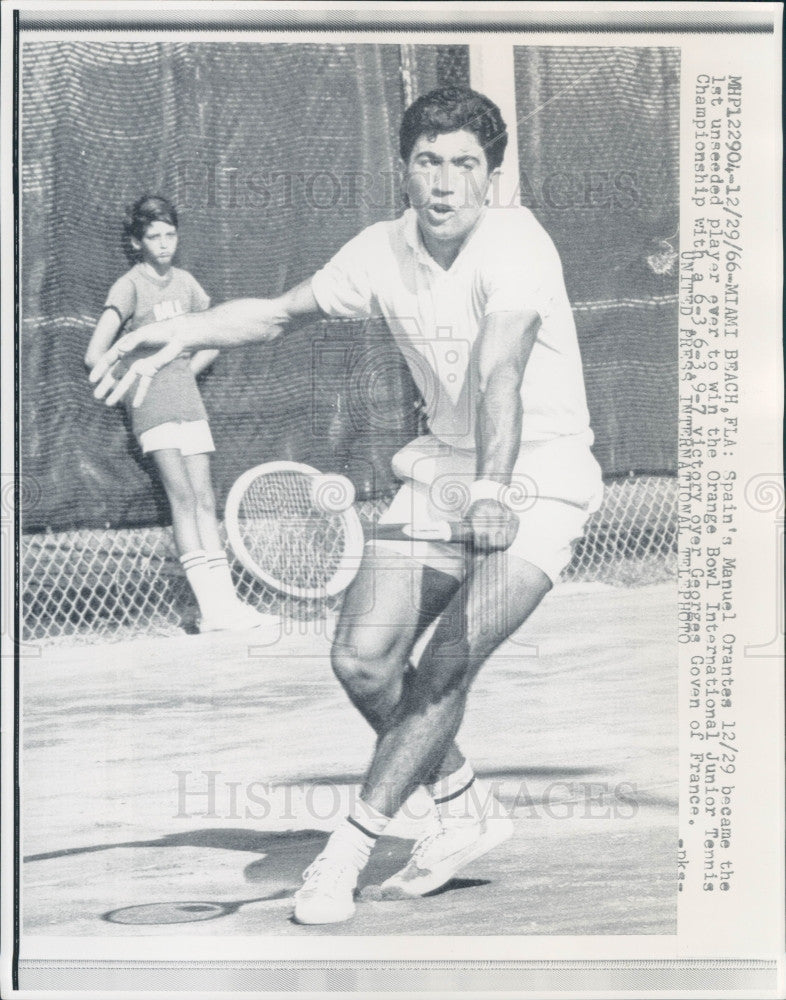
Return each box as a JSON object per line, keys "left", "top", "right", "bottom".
{"left": 371, "top": 433, "right": 604, "bottom": 585}
{"left": 139, "top": 419, "right": 215, "bottom": 456}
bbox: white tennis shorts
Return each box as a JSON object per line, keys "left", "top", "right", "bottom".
{"left": 372, "top": 434, "right": 604, "bottom": 585}
{"left": 138, "top": 419, "right": 215, "bottom": 456}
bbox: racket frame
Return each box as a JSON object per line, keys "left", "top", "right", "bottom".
{"left": 224, "top": 461, "right": 366, "bottom": 599}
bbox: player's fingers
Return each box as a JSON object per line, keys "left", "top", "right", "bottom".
{"left": 101, "top": 340, "right": 182, "bottom": 406}
{"left": 468, "top": 512, "right": 519, "bottom": 552}
{"left": 131, "top": 373, "right": 153, "bottom": 409}
{"left": 88, "top": 331, "right": 141, "bottom": 384}
{"left": 92, "top": 366, "right": 121, "bottom": 401}
{"left": 147, "top": 337, "right": 185, "bottom": 369}
{"left": 104, "top": 365, "right": 144, "bottom": 407}
{"left": 474, "top": 535, "right": 509, "bottom": 554}
{"left": 88, "top": 344, "right": 122, "bottom": 385}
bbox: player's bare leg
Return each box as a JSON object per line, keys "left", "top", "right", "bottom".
{"left": 361, "top": 553, "right": 551, "bottom": 899}
{"left": 293, "top": 548, "right": 466, "bottom": 924}
{"left": 293, "top": 551, "right": 549, "bottom": 922}
{"left": 331, "top": 546, "right": 465, "bottom": 778}
{"left": 363, "top": 553, "right": 549, "bottom": 810}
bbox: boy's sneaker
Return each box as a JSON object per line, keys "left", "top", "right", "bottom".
{"left": 199, "top": 603, "right": 279, "bottom": 633}
{"left": 366, "top": 811, "right": 514, "bottom": 900}
{"left": 293, "top": 853, "right": 359, "bottom": 925}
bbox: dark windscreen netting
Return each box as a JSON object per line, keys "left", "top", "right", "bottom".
{"left": 21, "top": 40, "right": 418, "bottom": 530}
{"left": 513, "top": 46, "right": 679, "bottom": 476}
{"left": 21, "top": 41, "right": 676, "bottom": 533}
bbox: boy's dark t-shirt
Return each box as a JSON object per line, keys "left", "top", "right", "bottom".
{"left": 105, "top": 264, "right": 211, "bottom": 435}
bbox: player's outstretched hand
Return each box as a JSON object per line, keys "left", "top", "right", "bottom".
{"left": 465, "top": 498, "right": 520, "bottom": 552}
{"left": 89, "top": 329, "right": 185, "bottom": 408}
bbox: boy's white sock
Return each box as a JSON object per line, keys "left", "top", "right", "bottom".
{"left": 205, "top": 549, "right": 241, "bottom": 609}
{"left": 179, "top": 550, "right": 214, "bottom": 615}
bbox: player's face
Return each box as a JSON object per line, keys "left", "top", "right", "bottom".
{"left": 137, "top": 221, "right": 178, "bottom": 271}
{"left": 404, "top": 129, "right": 496, "bottom": 259}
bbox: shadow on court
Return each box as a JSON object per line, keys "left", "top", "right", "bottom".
{"left": 30, "top": 822, "right": 495, "bottom": 930}
{"left": 103, "top": 893, "right": 291, "bottom": 925}
{"left": 296, "top": 764, "right": 606, "bottom": 785}
{"left": 102, "top": 883, "right": 491, "bottom": 928}
{"left": 25, "top": 827, "right": 328, "bottom": 864}
{"left": 24, "top": 759, "right": 641, "bottom": 867}
{"left": 25, "top": 827, "right": 428, "bottom": 894}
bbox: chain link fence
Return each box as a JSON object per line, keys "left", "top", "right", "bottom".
{"left": 21, "top": 476, "right": 676, "bottom": 646}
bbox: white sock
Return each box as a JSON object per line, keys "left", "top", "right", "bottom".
{"left": 179, "top": 551, "right": 214, "bottom": 615}
{"left": 427, "top": 761, "right": 484, "bottom": 822}
{"left": 324, "top": 800, "right": 389, "bottom": 870}
{"left": 205, "top": 550, "right": 240, "bottom": 609}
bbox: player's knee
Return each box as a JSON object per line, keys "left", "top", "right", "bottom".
{"left": 416, "top": 647, "right": 472, "bottom": 701}
{"left": 330, "top": 640, "right": 401, "bottom": 698}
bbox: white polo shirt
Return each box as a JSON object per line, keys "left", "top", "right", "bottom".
{"left": 311, "top": 206, "right": 593, "bottom": 450}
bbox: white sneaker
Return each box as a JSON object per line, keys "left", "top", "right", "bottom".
{"left": 293, "top": 853, "right": 359, "bottom": 925}
{"left": 199, "top": 602, "right": 279, "bottom": 633}
{"left": 367, "top": 811, "right": 514, "bottom": 900}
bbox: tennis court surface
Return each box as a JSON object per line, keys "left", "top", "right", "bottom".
{"left": 21, "top": 580, "right": 676, "bottom": 938}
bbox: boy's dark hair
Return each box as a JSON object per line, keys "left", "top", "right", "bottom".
{"left": 123, "top": 195, "right": 178, "bottom": 261}
{"left": 399, "top": 86, "right": 508, "bottom": 171}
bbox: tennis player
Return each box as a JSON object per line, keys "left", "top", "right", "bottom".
{"left": 90, "top": 88, "right": 603, "bottom": 924}
{"left": 85, "top": 195, "right": 269, "bottom": 632}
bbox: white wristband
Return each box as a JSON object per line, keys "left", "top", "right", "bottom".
{"left": 468, "top": 479, "right": 508, "bottom": 508}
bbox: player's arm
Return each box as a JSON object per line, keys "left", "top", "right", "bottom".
{"left": 90, "top": 279, "right": 323, "bottom": 406}
{"left": 84, "top": 308, "right": 123, "bottom": 370}
{"left": 189, "top": 349, "right": 220, "bottom": 376}
{"left": 187, "top": 285, "right": 221, "bottom": 375}
{"left": 467, "top": 308, "right": 541, "bottom": 551}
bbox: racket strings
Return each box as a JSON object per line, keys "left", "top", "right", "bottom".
{"left": 236, "top": 472, "right": 347, "bottom": 591}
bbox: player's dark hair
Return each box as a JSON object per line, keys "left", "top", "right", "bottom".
{"left": 122, "top": 195, "right": 178, "bottom": 262}
{"left": 399, "top": 86, "right": 508, "bottom": 172}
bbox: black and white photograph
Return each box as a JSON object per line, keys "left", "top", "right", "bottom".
{"left": 2, "top": 3, "right": 783, "bottom": 997}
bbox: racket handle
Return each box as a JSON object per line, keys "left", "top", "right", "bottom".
{"left": 372, "top": 521, "right": 473, "bottom": 543}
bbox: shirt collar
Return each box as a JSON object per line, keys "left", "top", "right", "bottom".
{"left": 403, "top": 208, "right": 428, "bottom": 259}
{"left": 135, "top": 262, "right": 174, "bottom": 286}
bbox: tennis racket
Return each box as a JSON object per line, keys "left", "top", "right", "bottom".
{"left": 224, "top": 461, "right": 471, "bottom": 600}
